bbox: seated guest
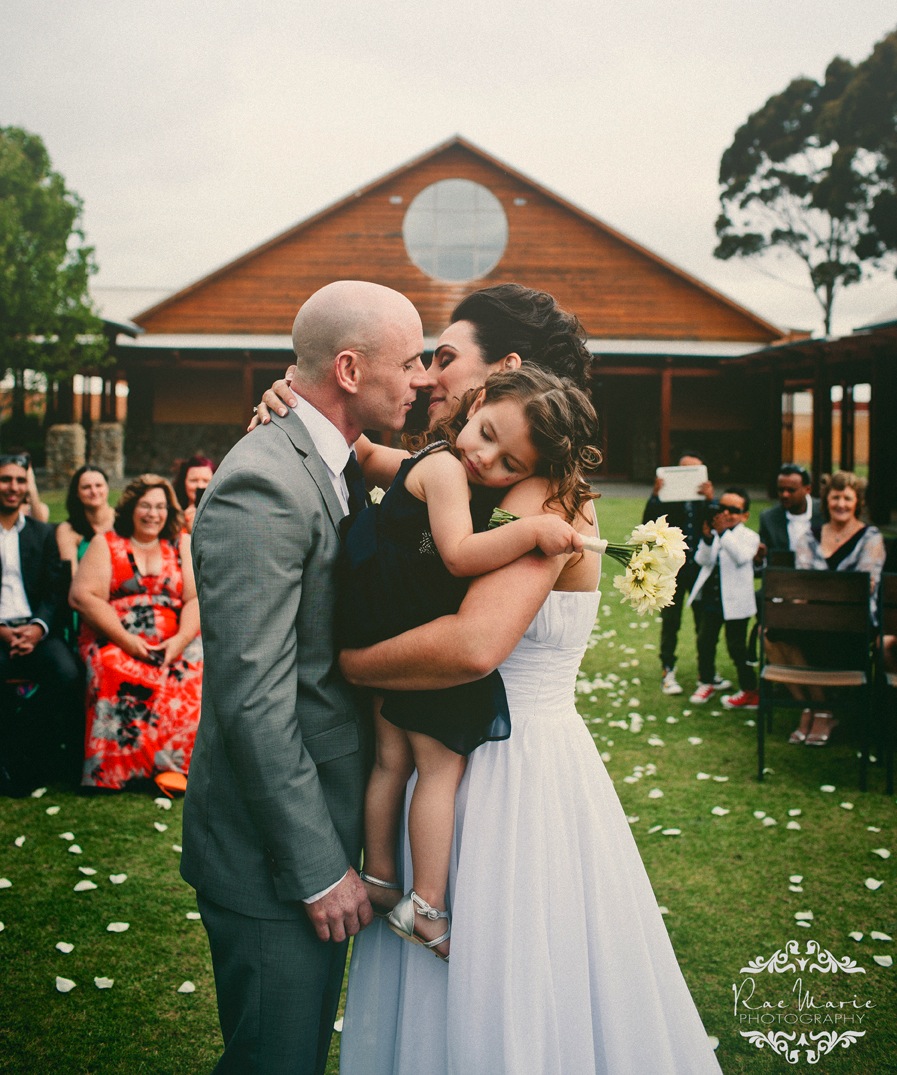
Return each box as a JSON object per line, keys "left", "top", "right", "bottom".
{"left": 172, "top": 455, "right": 215, "bottom": 534}
{"left": 70, "top": 474, "right": 203, "bottom": 792}
{"left": 757, "top": 463, "right": 823, "bottom": 564}
{"left": 56, "top": 465, "right": 116, "bottom": 566}
{"left": 766, "top": 470, "right": 886, "bottom": 746}
{"left": 0, "top": 453, "right": 80, "bottom": 789}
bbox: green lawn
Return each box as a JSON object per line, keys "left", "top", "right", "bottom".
{"left": 1, "top": 495, "right": 893, "bottom": 1073}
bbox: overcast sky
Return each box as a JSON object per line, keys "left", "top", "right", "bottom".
{"left": 3, "top": 1, "right": 895, "bottom": 336}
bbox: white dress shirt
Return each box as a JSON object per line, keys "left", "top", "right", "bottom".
{"left": 785, "top": 497, "right": 813, "bottom": 551}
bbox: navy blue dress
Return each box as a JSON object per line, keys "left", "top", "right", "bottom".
{"left": 338, "top": 443, "right": 510, "bottom": 755}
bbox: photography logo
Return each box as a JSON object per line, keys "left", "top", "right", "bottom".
{"left": 730, "top": 938, "right": 873, "bottom": 1064}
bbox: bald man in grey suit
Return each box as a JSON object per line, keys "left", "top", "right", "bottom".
{"left": 181, "top": 281, "right": 427, "bottom": 1074}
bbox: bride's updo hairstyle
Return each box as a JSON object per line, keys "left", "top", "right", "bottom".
{"left": 450, "top": 284, "right": 593, "bottom": 389}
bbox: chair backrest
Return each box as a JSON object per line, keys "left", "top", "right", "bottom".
{"left": 762, "top": 568, "right": 871, "bottom": 635}
{"left": 768, "top": 549, "right": 796, "bottom": 568}
{"left": 880, "top": 573, "right": 897, "bottom": 635}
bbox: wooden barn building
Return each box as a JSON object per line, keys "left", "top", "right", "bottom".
{"left": 119, "top": 136, "right": 787, "bottom": 484}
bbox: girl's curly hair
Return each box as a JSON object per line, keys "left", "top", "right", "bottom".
{"left": 407, "top": 366, "right": 602, "bottom": 523}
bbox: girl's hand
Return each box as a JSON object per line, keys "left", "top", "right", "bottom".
{"left": 531, "top": 515, "right": 584, "bottom": 557}
{"left": 247, "top": 366, "right": 299, "bottom": 429}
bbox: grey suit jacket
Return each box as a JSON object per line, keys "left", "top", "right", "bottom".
{"left": 180, "top": 411, "right": 368, "bottom": 919}
{"left": 759, "top": 499, "right": 823, "bottom": 554}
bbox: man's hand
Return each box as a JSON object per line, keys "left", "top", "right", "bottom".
{"left": 651, "top": 476, "right": 664, "bottom": 497}
{"left": 304, "top": 868, "right": 373, "bottom": 943}
{"left": 8, "top": 623, "right": 42, "bottom": 657}
{"left": 697, "top": 480, "right": 714, "bottom": 500}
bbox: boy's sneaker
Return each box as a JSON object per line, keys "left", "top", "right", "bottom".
{"left": 721, "top": 690, "right": 759, "bottom": 710}
{"left": 661, "top": 668, "right": 683, "bottom": 695}
{"left": 689, "top": 682, "right": 715, "bottom": 704}
{"left": 712, "top": 675, "right": 732, "bottom": 692}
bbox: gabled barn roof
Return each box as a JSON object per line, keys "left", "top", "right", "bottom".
{"left": 135, "top": 135, "right": 780, "bottom": 343}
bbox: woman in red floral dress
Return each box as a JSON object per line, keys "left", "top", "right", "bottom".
{"left": 71, "top": 474, "right": 203, "bottom": 791}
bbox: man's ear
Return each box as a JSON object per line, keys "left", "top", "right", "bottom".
{"left": 496, "top": 352, "right": 521, "bottom": 372}
{"left": 334, "top": 350, "right": 362, "bottom": 394}
{"left": 466, "top": 389, "right": 487, "bottom": 417}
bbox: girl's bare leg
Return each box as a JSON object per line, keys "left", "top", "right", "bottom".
{"left": 363, "top": 701, "right": 413, "bottom": 911}
{"left": 406, "top": 730, "right": 466, "bottom": 957}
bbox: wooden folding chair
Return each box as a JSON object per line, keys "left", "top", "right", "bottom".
{"left": 877, "top": 574, "right": 897, "bottom": 796}
{"left": 757, "top": 569, "right": 874, "bottom": 789}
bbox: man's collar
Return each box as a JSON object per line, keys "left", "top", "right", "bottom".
{"left": 0, "top": 510, "right": 26, "bottom": 533}
{"left": 290, "top": 394, "right": 353, "bottom": 476}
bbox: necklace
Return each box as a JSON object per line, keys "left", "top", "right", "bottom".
{"left": 131, "top": 536, "right": 160, "bottom": 550}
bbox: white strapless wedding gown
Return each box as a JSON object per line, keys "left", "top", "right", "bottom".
{"left": 341, "top": 588, "right": 721, "bottom": 1074}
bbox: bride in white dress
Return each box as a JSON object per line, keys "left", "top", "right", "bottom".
{"left": 339, "top": 498, "right": 721, "bottom": 1074}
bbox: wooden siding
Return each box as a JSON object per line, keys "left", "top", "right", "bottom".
{"left": 137, "top": 140, "right": 777, "bottom": 344}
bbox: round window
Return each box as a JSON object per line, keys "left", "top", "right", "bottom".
{"left": 402, "top": 179, "right": 508, "bottom": 282}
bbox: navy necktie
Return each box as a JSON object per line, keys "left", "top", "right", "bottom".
{"left": 342, "top": 451, "right": 369, "bottom": 516}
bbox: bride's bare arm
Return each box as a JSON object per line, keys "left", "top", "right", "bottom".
{"left": 247, "top": 366, "right": 297, "bottom": 429}
{"left": 339, "top": 478, "right": 568, "bottom": 691}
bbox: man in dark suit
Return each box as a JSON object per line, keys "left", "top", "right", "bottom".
{"left": 181, "top": 281, "right": 427, "bottom": 1074}
{"left": 758, "top": 464, "right": 823, "bottom": 563}
{"left": 0, "top": 454, "right": 80, "bottom": 791}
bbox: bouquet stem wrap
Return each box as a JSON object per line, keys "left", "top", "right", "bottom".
{"left": 488, "top": 509, "right": 688, "bottom": 615}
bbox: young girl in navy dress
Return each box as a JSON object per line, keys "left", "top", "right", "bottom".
{"left": 341, "top": 367, "right": 601, "bottom": 959}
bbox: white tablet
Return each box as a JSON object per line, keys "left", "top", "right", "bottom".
{"left": 655, "top": 465, "right": 708, "bottom": 502}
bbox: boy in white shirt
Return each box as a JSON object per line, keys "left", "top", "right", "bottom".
{"left": 687, "top": 488, "right": 760, "bottom": 709}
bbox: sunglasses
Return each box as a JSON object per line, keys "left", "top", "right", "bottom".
{"left": 717, "top": 504, "right": 745, "bottom": 514}
{"left": 0, "top": 454, "right": 30, "bottom": 468}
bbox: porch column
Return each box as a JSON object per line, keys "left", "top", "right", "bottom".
{"left": 868, "top": 352, "right": 897, "bottom": 525}
{"left": 839, "top": 383, "right": 855, "bottom": 472}
{"left": 811, "top": 357, "right": 832, "bottom": 497}
{"left": 659, "top": 362, "right": 672, "bottom": 466}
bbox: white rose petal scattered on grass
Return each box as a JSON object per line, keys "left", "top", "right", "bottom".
{"left": 789, "top": 875, "right": 803, "bottom": 883}
{"left": 708, "top": 1036, "right": 719, "bottom": 1051}
{"left": 795, "top": 911, "right": 814, "bottom": 921}
{"left": 868, "top": 826, "right": 882, "bottom": 833}
{"left": 743, "top": 719, "right": 756, "bottom": 727}
{"left": 13, "top": 836, "right": 25, "bottom": 848}
{"left": 872, "top": 955, "right": 893, "bottom": 968}
{"left": 820, "top": 785, "right": 836, "bottom": 793}
{"left": 67, "top": 845, "right": 82, "bottom": 855}
{"left": 661, "top": 828, "right": 681, "bottom": 837}
{"left": 712, "top": 776, "right": 729, "bottom": 783}
{"left": 711, "top": 807, "right": 730, "bottom": 817}
{"left": 58, "top": 832, "right": 74, "bottom": 841}
{"left": 665, "top": 716, "right": 679, "bottom": 724}
{"left": 186, "top": 911, "right": 202, "bottom": 921}
{"left": 55, "top": 942, "right": 74, "bottom": 954}
{"left": 94, "top": 977, "right": 114, "bottom": 989}
{"left": 658, "top": 905, "right": 670, "bottom": 915}
{"left": 696, "top": 772, "right": 711, "bottom": 781}
{"left": 871, "top": 848, "right": 891, "bottom": 859}
{"left": 0, "top": 922, "right": 4, "bottom": 932}
{"left": 687, "top": 737, "right": 703, "bottom": 745}
{"left": 109, "top": 874, "right": 127, "bottom": 885}
{"left": 626, "top": 816, "right": 640, "bottom": 825}
{"left": 106, "top": 922, "right": 129, "bottom": 933}
{"left": 789, "top": 885, "right": 803, "bottom": 893}
{"left": 78, "top": 867, "right": 97, "bottom": 876}
{"left": 334, "top": 1016, "right": 344, "bottom": 1033}
{"left": 73, "top": 880, "right": 97, "bottom": 892}
{"left": 30, "top": 787, "right": 47, "bottom": 798}
{"left": 762, "top": 817, "right": 778, "bottom": 827}
{"left": 788, "top": 809, "right": 802, "bottom": 817}
{"left": 647, "top": 788, "right": 664, "bottom": 799}
{"left": 177, "top": 981, "right": 196, "bottom": 994}
{"left": 45, "top": 806, "right": 60, "bottom": 815}
{"left": 153, "top": 822, "right": 168, "bottom": 833}
{"left": 753, "top": 810, "right": 766, "bottom": 819}
{"left": 153, "top": 797, "right": 173, "bottom": 811}
{"left": 786, "top": 821, "right": 802, "bottom": 830}
{"left": 865, "top": 878, "right": 884, "bottom": 891}
{"left": 796, "top": 919, "right": 811, "bottom": 928}
{"left": 0, "top": 879, "right": 12, "bottom": 890}
{"left": 870, "top": 931, "right": 893, "bottom": 942}
{"left": 55, "top": 976, "right": 76, "bottom": 993}
{"left": 171, "top": 844, "right": 182, "bottom": 853}
{"left": 849, "top": 931, "right": 864, "bottom": 941}
{"left": 647, "top": 825, "right": 663, "bottom": 834}
{"left": 840, "top": 802, "right": 854, "bottom": 811}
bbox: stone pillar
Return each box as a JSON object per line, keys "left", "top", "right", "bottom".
{"left": 45, "top": 424, "right": 86, "bottom": 488}
{"left": 90, "top": 423, "right": 124, "bottom": 480}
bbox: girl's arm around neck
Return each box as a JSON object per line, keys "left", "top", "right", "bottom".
{"left": 414, "top": 454, "right": 581, "bottom": 578}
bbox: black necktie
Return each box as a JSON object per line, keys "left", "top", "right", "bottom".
{"left": 342, "top": 451, "right": 369, "bottom": 516}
